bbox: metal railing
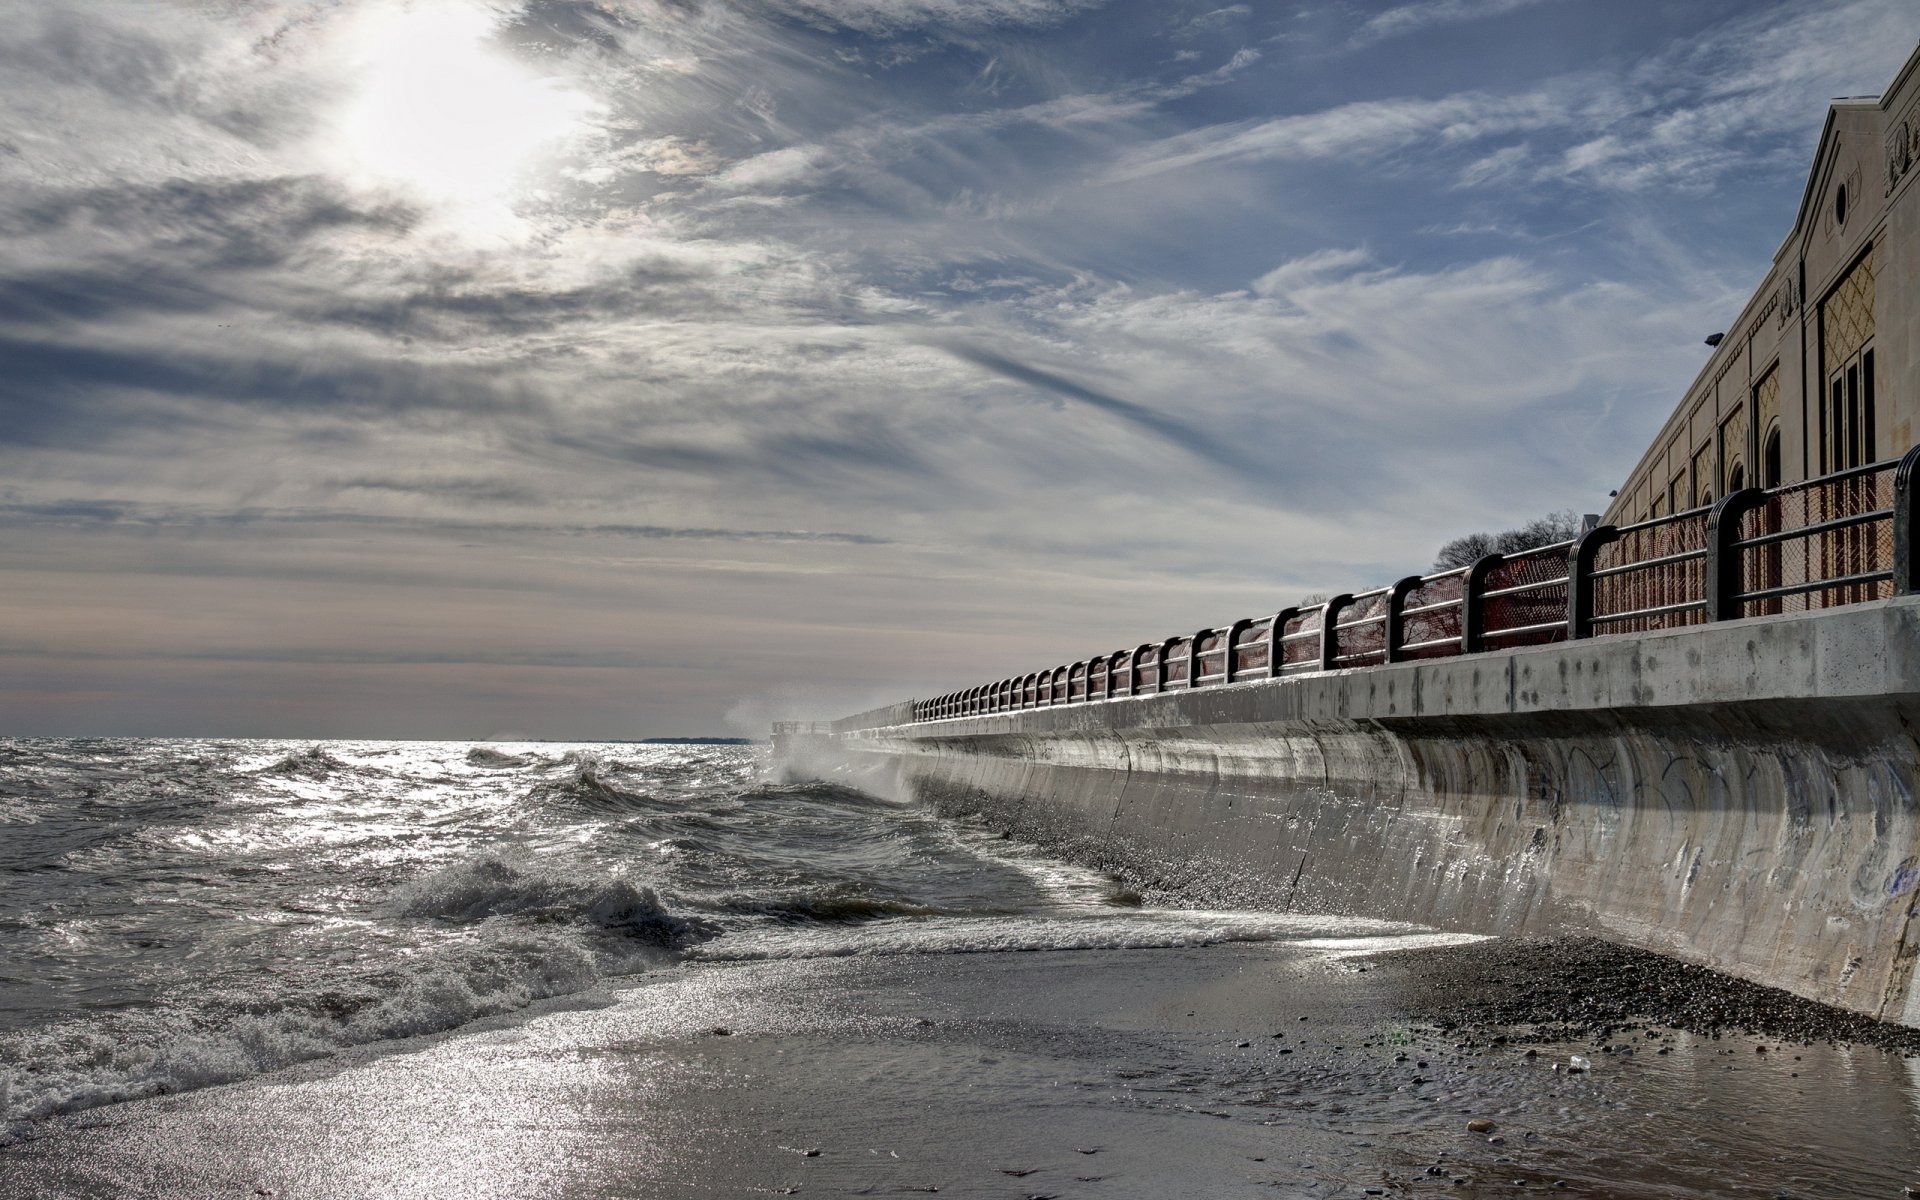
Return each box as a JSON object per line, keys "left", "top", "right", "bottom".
{"left": 911, "top": 447, "right": 1920, "bottom": 723}
{"left": 771, "top": 721, "right": 832, "bottom": 735}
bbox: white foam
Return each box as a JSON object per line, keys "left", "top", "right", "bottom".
{"left": 688, "top": 909, "right": 1439, "bottom": 962}
{"left": 0, "top": 853, "right": 712, "bottom": 1137}
{"left": 0, "top": 922, "right": 658, "bottom": 1135}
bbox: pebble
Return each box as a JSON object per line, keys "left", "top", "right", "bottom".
{"left": 1466, "top": 1119, "right": 1496, "bottom": 1133}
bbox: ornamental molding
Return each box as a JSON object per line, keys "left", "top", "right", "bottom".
{"left": 1888, "top": 101, "right": 1919, "bottom": 195}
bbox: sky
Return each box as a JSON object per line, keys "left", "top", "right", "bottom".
{"left": 3, "top": 0, "right": 1918, "bottom": 739}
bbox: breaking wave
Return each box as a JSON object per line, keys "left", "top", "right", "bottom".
{"left": 0, "top": 851, "right": 713, "bottom": 1136}
{"left": 390, "top": 852, "right": 716, "bottom": 945}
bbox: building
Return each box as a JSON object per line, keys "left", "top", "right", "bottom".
{"left": 1603, "top": 42, "right": 1920, "bottom": 525}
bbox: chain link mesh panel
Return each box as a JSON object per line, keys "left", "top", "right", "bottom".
{"left": 1400, "top": 573, "right": 1465, "bottom": 659}
{"left": 1483, "top": 543, "right": 1572, "bottom": 645}
{"left": 1593, "top": 513, "right": 1707, "bottom": 632}
{"left": 1737, "top": 465, "right": 1895, "bottom": 615}
{"left": 1333, "top": 590, "right": 1391, "bottom": 667}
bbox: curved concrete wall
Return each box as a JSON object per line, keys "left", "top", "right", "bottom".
{"left": 820, "top": 598, "right": 1920, "bottom": 1025}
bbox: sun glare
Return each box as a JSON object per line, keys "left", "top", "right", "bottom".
{"left": 331, "top": 2, "right": 599, "bottom": 227}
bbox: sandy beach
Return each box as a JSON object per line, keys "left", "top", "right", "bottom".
{"left": 6, "top": 935, "right": 1918, "bottom": 1199}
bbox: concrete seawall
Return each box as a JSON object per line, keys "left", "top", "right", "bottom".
{"left": 807, "top": 597, "right": 1920, "bottom": 1025}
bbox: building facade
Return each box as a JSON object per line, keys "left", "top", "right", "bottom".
{"left": 1603, "top": 43, "right": 1920, "bottom": 525}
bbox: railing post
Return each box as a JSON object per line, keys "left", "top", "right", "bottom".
{"left": 1187, "top": 629, "right": 1208, "bottom": 689}
{"left": 1896, "top": 445, "right": 1920, "bottom": 594}
{"left": 1265, "top": 608, "right": 1297, "bottom": 678}
{"left": 1224, "top": 618, "right": 1253, "bottom": 683}
{"left": 1319, "top": 594, "right": 1353, "bottom": 671}
{"left": 1155, "top": 641, "right": 1173, "bottom": 693}
{"left": 1382, "top": 576, "right": 1423, "bottom": 664}
{"left": 1567, "top": 526, "right": 1620, "bottom": 638}
{"left": 1462, "top": 554, "right": 1503, "bottom": 654}
{"left": 1705, "top": 490, "right": 1765, "bottom": 622}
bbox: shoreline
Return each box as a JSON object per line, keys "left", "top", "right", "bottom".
{"left": 3, "top": 932, "right": 1917, "bottom": 1198}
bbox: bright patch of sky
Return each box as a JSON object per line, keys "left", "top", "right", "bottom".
{"left": 1, "top": 0, "right": 1916, "bottom": 737}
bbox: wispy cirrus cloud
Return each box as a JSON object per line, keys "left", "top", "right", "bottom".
{"left": 1351, "top": 0, "right": 1566, "bottom": 47}
{"left": 0, "top": 0, "right": 1915, "bottom": 735}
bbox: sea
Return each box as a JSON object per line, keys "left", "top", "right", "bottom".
{"left": 10, "top": 738, "right": 1920, "bottom": 1198}
{"left": 0, "top": 737, "right": 1372, "bottom": 1139}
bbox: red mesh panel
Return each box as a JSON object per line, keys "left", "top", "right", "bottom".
{"left": 1737, "top": 467, "right": 1895, "bottom": 616}
{"left": 1333, "top": 590, "right": 1389, "bottom": 667}
{"left": 1232, "top": 619, "right": 1274, "bottom": 677}
{"left": 1135, "top": 652, "right": 1161, "bottom": 691}
{"left": 1195, "top": 630, "right": 1227, "bottom": 683}
{"left": 1483, "top": 543, "right": 1571, "bottom": 646}
{"left": 1280, "top": 610, "right": 1322, "bottom": 668}
{"left": 1400, "top": 572, "right": 1465, "bottom": 659}
{"left": 1163, "top": 638, "right": 1191, "bottom": 686}
{"left": 1592, "top": 514, "right": 1706, "bottom": 633}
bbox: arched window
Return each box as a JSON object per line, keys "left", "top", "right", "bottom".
{"left": 1762, "top": 426, "right": 1782, "bottom": 487}
{"left": 1727, "top": 464, "right": 1745, "bottom": 492}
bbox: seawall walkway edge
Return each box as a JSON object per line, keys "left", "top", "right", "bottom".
{"left": 815, "top": 598, "right": 1920, "bottom": 1026}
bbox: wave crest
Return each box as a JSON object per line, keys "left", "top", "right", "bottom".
{"left": 526, "top": 754, "right": 656, "bottom": 812}
{"left": 256, "top": 745, "right": 347, "bottom": 780}
{"left": 465, "top": 747, "right": 540, "bottom": 769}
{"left": 389, "top": 853, "right": 714, "bottom": 945}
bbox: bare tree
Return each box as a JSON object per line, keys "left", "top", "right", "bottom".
{"left": 1432, "top": 510, "right": 1582, "bottom": 571}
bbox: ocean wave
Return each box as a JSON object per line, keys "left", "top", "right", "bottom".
{"left": 465, "top": 746, "right": 541, "bottom": 769}
{"left": 526, "top": 754, "right": 658, "bottom": 812}
{"left": 0, "top": 923, "right": 648, "bottom": 1135}
{"left": 255, "top": 745, "right": 348, "bottom": 781}
{"left": 388, "top": 852, "right": 716, "bottom": 945}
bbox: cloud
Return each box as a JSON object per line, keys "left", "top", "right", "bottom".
{"left": 938, "top": 339, "right": 1274, "bottom": 485}
{"left": 1101, "top": 90, "right": 1565, "bottom": 181}
{"left": 0, "top": 498, "right": 891, "bottom": 544}
{"left": 762, "top": 0, "right": 1110, "bottom": 35}
{"left": 1351, "top": 0, "right": 1564, "bottom": 48}
{"left": 0, "top": 0, "right": 1915, "bottom": 735}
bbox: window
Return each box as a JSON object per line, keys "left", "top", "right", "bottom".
{"left": 1753, "top": 368, "right": 1781, "bottom": 485}
{"left": 1819, "top": 247, "right": 1877, "bottom": 472}
{"left": 1825, "top": 346, "right": 1876, "bottom": 470}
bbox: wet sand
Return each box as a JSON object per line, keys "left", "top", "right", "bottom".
{"left": 5, "top": 936, "right": 1919, "bottom": 1199}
